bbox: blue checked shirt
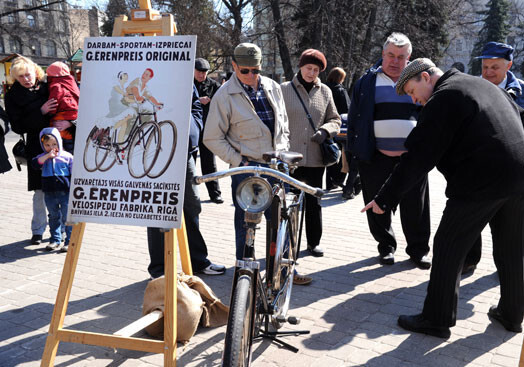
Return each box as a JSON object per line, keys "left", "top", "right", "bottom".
{"left": 240, "top": 80, "right": 275, "bottom": 137}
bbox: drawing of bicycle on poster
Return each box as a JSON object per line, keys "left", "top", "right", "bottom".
{"left": 68, "top": 36, "right": 196, "bottom": 229}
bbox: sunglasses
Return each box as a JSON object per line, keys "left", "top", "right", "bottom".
{"left": 239, "top": 68, "right": 261, "bottom": 75}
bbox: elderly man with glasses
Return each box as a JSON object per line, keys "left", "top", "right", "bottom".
{"left": 204, "top": 43, "right": 314, "bottom": 283}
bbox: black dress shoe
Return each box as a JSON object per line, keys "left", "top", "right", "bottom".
{"left": 461, "top": 263, "right": 476, "bottom": 275}
{"left": 488, "top": 306, "right": 522, "bottom": 332}
{"left": 379, "top": 252, "right": 394, "bottom": 265}
{"left": 398, "top": 314, "right": 451, "bottom": 339}
{"left": 31, "top": 234, "right": 43, "bottom": 244}
{"left": 210, "top": 196, "right": 224, "bottom": 204}
{"left": 307, "top": 245, "right": 324, "bottom": 257}
{"left": 410, "top": 255, "right": 431, "bottom": 269}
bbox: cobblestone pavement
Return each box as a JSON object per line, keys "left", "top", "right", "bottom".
{"left": 0, "top": 131, "right": 523, "bottom": 367}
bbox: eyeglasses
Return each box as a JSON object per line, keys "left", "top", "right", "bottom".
{"left": 239, "top": 68, "right": 261, "bottom": 75}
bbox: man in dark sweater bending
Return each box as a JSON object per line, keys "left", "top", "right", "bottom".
{"left": 363, "top": 58, "right": 524, "bottom": 338}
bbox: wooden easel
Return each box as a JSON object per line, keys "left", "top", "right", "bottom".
{"left": 41, "top": 1, "right": 189, "bottom": 366}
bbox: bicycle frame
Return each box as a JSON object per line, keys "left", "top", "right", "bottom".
{"left": 101, "top": 100, "right": 159, "bottom": 157}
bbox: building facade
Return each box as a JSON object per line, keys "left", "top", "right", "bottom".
{"left": 439, "top": 0, "right": 524, "bottom": 78}
{"left": 0, "top": 1, "right": 102, "bottom": 86}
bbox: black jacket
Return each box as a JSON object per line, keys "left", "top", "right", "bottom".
{"left": 5, "top": 81, "right": 50, "bottom": 190}
{"left": 188, "top": 85, "right": 203, "bottom": 154}
{"left": 0, "top": 106, "right": 12, "bottom": 174}
{"left": 194, "top": 76, "right": 221, "bottom": 123}
{"left": 326, "top": 82, "right": 350, "bottom": 115}
{"left": 375, "top": 69, "right": 524, "bottom": 210}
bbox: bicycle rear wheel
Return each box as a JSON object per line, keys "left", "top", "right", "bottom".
{"left": 83, "top": 127, "right": 111, "bottom": 172}
{"left": 270, "top": 192, "right": 304, "bottom": 329}
{"left": 223, "top": 274, "right": 256, "bottom": 367}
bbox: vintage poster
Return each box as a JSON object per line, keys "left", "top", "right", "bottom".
{"left": 67, "top": 36, "right": 196, "bottom": 228}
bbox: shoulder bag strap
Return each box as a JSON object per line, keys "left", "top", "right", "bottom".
{"left": 291, "top": 82, "right": 317, "bottom": 131}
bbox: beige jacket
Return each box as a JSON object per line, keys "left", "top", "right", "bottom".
{"left": 203, "top": 73, "right": 290, "bottom": 167}
{"left": 281, "top": 75, "right": 341, "bottom": 167}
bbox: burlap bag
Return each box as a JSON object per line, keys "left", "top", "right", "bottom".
{"left": 142, "top": 273, "right": 229, "bottom": 342}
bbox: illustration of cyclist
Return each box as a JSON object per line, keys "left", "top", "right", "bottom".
{"left": 119, "top": 68, "right": 164, "bottom": 143}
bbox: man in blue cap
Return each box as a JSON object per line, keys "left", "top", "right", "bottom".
{"left": 477, "top": 41, "right": 524, "bottom": 108}
{"left": 460, "top": 42, "right": 524, "bottom": 276}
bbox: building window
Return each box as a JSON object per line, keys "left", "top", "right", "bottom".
{"left": 27, "top": 14, "right": 36, "bottom": 27}
{"left": 58, "top": 19, "right": 68, "bottom": 32}
{"left": 44, "top": 14, "right": 53, "bottom": 29}
{"left": 0, "top": 38, "right": 4, "bottom": 54}
{"left": 46, "top": 40, "right": 56, "bottom": 57}
{"left": 10, "top": 38, "right": 22, "bottom": 54}
{"left": 29, "top": 40, "right": 41, "bottom": 56}
{"left": 26, "top": 0, "right": 34, "bottom": 5}
{"left": 8, "top": 13, "right": 17, "bottom": 24}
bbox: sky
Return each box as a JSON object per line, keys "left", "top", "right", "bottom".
{"left": 69, "top": 0, "right": 107, "bottom": 9}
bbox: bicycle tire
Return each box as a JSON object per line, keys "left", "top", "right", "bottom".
{"left": 127, "top": 121, "right": 161, "bottom": 178}
{"left": 147, "top": 120, "right": 177, "bottom": 178}
{"left": 292, "top": 192, "right": 306, "bottom": 260}
{"left": 223, "top": 274, "right": 255, "bottom": 367}
{"left": 270, "top": 217, "right": 295, "bottom": 330}
{"left": 270, "top": 192, "right": 304, "bottom": 329}
{"left": 83, "top": 127, "right": 103, "bottom": 172}
{"left": 96, "top": 145, "right": 117, "bottom": 172}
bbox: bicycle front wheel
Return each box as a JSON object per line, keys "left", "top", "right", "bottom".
{"left": 223, "top": 274, "right": 255, "bottom": 367}
{"left": 147, "top": 120, "right": 177, "bottom": 178}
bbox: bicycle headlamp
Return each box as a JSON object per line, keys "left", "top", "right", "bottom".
{"left": 235, "top": 176, "right": 272, "bottom": 213}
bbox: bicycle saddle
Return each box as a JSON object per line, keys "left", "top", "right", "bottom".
{"left": 262, "top": 151, "right": 303, "bottom": 165}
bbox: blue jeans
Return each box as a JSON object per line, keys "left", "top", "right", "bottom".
{"left": 44, "top": 191, "right": 72, "bottom": 245}
{"left": 231, "top": 162, "right": 279, "bottom": 260}
{"left": 32, "top": 190, "right": 48, "bottom": 235}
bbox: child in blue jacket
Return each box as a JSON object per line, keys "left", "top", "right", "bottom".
{"left": 32, "top": 127, "right": 73, "bottom": 252}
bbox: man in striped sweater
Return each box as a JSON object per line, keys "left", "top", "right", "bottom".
{"left": 347, "top": 33, "right": 431, "bottom": 269}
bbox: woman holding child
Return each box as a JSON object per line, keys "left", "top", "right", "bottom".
{"left": 5, "top": 56, "right": 57, "bottom": 245}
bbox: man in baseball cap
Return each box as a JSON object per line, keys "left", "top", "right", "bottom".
{"left": 477, "top": 41, "right": 524, "bottom": 108}
{"left": 204, "top": 43, "right": 313, "bottom": 284}
{"left": 364, "top": 58, "right": 524, "bottom": 338}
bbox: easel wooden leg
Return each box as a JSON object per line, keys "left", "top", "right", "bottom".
{"left": 164, "top": 229, "right": 177, "bottom": 366}
{"left": 41, "top": 222, "right": 86, "bottom": 367}
{"left": 519, "top": 337, "right": 524, "bottom": 367}
{"left": 177, "top": 215, "right": 193, "bottom": 276}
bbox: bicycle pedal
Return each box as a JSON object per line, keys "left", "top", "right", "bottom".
{"left": 287, "top": 316, "right": 300, "bottom": 325}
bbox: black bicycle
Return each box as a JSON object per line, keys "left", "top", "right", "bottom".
{"left": 83, "top": 100, "right": 177, "bottom": 179}
{"left": 195, "top": 151, "right": 324, "bottom": 367}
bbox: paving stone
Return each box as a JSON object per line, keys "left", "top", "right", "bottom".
{"left": 0, "top": 133, "right": 522, "bottom": 366}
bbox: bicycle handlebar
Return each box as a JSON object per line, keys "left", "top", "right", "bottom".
{"left": 194, "top": 166, "right": 325, "bottom": 198}
{"left": 132, "top": 97, "right": 163, "bottom": 113}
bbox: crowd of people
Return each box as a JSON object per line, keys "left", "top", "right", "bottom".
{"left": 2, "top": 31, "right": 523, "bottom": 338}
